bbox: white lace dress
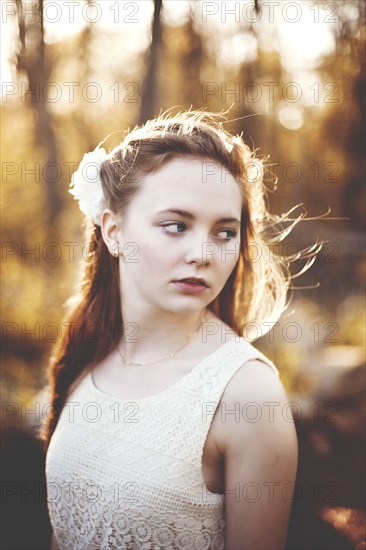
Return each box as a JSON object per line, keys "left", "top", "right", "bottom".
{"left": 45, "top": 336, "right": 278, "bottom": 549}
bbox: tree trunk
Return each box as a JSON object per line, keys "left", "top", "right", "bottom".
{"left": 138, "top": 0, "right": 163, "bottom": 125}
{"left": 16, "top": 0, "right": 63, "bottom": 232}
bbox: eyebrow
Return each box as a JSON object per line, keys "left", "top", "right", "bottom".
{"left": 154, "top": 208, "right": 241, "bottom": 225}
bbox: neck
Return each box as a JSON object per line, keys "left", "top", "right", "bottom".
{"left": 118, "top": 308, "right": 208, "bottom": 364}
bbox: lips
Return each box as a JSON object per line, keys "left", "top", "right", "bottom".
{"left": 175, "top": 278, "right": 208, "bottom": 287}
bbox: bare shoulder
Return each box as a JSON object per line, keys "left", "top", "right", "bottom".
{"left": 215, "top": 359, "right": 297, "bottom": 456}
{"left": 219, "top": 358, "right": 288, "bottom": 411}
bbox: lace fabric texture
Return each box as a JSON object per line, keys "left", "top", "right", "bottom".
{"left": 45, "top": 337, "right": 278, "bottom": 549}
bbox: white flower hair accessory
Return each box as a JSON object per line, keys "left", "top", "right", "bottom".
{"left": 69, "top": 145, "right": 108, "bottom": 225}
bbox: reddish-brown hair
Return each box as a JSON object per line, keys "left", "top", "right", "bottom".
{"left": 40, "top": 110, "right": 294, "bottom": 451}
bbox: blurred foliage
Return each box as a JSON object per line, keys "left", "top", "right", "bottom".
{"left": 1, "top": 0, "right": 365, "bottom": 409}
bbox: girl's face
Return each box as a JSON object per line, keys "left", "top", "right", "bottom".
{"left": 117, "top": 156, "right": 242, "bottom": 316}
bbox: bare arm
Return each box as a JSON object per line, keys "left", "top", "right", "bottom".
{"left": 220, "top": 360, "right": 298, "bottom": 550}
{"left": 51, "top": 532, "right": 59, "bottom": 550}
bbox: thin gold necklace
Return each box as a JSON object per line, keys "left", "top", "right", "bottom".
{"left": 117, "top": 312, "right": 207, "bottom": 366}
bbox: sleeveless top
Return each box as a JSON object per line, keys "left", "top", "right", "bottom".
{"left": 45, "top": 335, "right": 279, "bottom": 550}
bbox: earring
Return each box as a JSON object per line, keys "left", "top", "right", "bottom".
{"left": 111, "top": 241, "right": 119, "bottom": 258}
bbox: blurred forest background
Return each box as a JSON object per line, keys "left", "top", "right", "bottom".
{"left": 1, "top": 0, "right": 365, "bottom": 549}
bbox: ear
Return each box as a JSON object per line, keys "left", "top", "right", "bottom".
{"left": 100, "top": 209, "right": 123, "bottom": 257}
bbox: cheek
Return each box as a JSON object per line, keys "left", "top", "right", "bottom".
{"left": 136, "top": 237, "right": 174, "bottom": 271}
{"left": 214, "top": 243, "right": 240, "bottom": 273}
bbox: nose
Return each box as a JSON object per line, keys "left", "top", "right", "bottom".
{"left": 184, "top": 233, "right": 216, "bottom": 265}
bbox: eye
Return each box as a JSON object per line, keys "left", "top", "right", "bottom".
{"left": 217, "top": 229, "right": 238, "bottom": 241}
{"left": 161, "top": 222, "right": 186, "bottom": 234}
{"left": 160, "top": 223, "right": 238, "bottom": 240}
